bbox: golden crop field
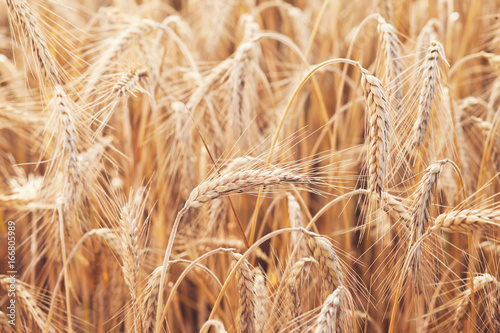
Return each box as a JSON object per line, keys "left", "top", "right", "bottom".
{"left": 0, "top": 0, "right": 500, "bottom": 332}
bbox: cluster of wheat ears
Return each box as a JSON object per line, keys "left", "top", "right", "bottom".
{"left": 0, "top": 0, "right": 500, "bottom": 332}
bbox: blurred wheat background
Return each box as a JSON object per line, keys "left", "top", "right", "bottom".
{"left": 0, "top": 0, "right": 500, "bottom": 332}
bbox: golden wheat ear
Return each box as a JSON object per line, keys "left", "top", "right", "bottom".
{"left": 413, "top": 41, "right": 447, "bottom": 148}
{"left": 314, "top": 286, "right": 354, "bottom": 333}
{"left": 360, "top": 70, "right": 391, "bottom": 202}
{"left": 231, "top": 252, "right": 257, "bottom": 333}
{"left": 4, "top": 0, "right": 61, "bottom": 85}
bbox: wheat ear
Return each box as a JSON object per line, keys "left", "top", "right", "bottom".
{"left": 5, "top": 0, "right": 60, "bottom": 84}
{"left": 314, "top": 286, "right": 353, "bottom": 333}
{"left": 231, "top": 253, "right": 257, "bottom": 333}
{"left": 113, "top": 67, "right": 149, "bottom": 98}
{"left": 431, "top": 209, "right": 500, "bottom": 233}
{"left": 410, "top": 160, "right": 447, "bottom": 290}
{"left": 452, "top": 274, "right": 499, "bottom": 332}
{"left": 186, "top": 168, "right": 312, "bottom": 208}
{"left": 377, "top": 16, "right": 404, "bottom": 106}
{"left": 360, "top": 70, "right": 390, "bottom": 198}
{"left": 141, "top": 266, "right": 163, "bottom": 332}
{"left": 0, "top": 277, "right": 55, "bottom": 332}
{"left": 413, "top": 41, "right": 445, "bottom": 148}
{"left": 308, "top": 235, "right": 344, "bottom": 294}
{"left": 286, "top": 257, "right": 316, "bottom": 331}
{"left": 253, "top": 267, "right": 267, "bottom": 332}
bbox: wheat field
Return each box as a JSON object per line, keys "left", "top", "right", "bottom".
{"left": 0, "top": 0, "right": 499, "bottom": 332}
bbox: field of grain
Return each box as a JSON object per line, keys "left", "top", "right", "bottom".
{"left": 0, "top": 0, "right": 500, "bottom": 332}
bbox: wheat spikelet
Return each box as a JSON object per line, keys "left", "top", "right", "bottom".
{"left": 314, "top": 286, "right": 353, "bottom": 333}
{"left": 360, "top": 70, "right": 390, "bottom": 198}
{"left": 206, "top": 198, "right": 228, "bottom": 237}
{"left": 413, "top": 41, "right": 445, "bottom": 148}
{"left": 308, "top": 235, "right": 344, "bottom": 294}
{"left": 485, "top": 53, "right": 500, "bottom": 73}
{"left": 88, "top": 227, "right": 122, "bottom": 252}
{"left": 113, "top": 66, "right": 148, "bottom": 98}
{"left": 186, "top": 59, "right": 233, "bottom": 112}
{"left": 431, "top": 209, "right": 500, "bottom": 233}
{"left": 382, "top": 192, "right": 411, "bottom": 225}
{"left": 5, "top": 0, "right": 61, "bottom": 85}
{"left": 231, "top": 252, "right": 257, "bottom": 333}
